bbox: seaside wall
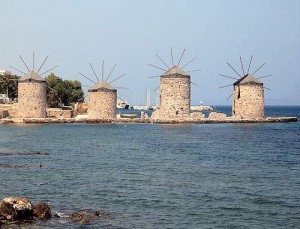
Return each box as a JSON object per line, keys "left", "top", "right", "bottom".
{"left": 152, "top": 75, "right": 190, "bottom": 120}
{"left": 232, "top": 84, "right": 264, "bottom": 119}
{"left": 208, "top": 112, "right": 227, "bottom": 120}
{"left": 87, "top": 90, "right": 117, "bottom": 119}
{"left": 47, "top": 108, "right": 73, "bottom": 118}
{"left": 17, "top": 82, "right": 47, "bottom": 118}
{"left": 0, "top": 104, "right": 17, "bottom": 117}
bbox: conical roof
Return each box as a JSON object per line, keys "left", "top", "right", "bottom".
{"left": 161, "top": 65, "right": 190, "bottom": 77}
{"left": 19, "top": 71, "right": 45, "bottom": 82}
{"left": 89, "top": 80, "right": 115, "bottom": 91}
{"left": 234, "top": 74, "right": 263, "bottom": 85}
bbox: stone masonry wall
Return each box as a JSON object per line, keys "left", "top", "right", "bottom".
{"left": 208, "top": 112, "right": 227, "bottom": 120}
{"left": 47, "top": 108, "right": 73, "bottom": 118}
{"left": 157, "top": 76, "right": 190, "bottom": 120}
{"left": 0, "top": 110, "right": 9, "bottom": 119}
{"left": 87, "top": 91, "right": 117, "bottom": 119}
{"left": 17, "top": 82, "right": 47, "bottom": 118}
{"left": 232, "top": 84, "right": 264, "bottom": 119}
{"left": 0, "top": 104, "right": 17, "bottom": 117}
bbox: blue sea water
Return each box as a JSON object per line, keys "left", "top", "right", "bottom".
{"left": 0, "top": 106, "right": 300, "bottom": 228}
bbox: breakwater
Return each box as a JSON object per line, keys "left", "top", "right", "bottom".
{"left": 0, "top": 116, "right": 297, "bottom": 124}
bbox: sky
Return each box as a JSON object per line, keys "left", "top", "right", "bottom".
{"left": 0, "top": 0, "right": 299, "bottom": 106}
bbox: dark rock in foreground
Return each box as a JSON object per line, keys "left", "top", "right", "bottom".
{"left": 0, "top": 197, "right": 51, "bottom": 225}
{"left": 32, "top": 203, "right": 51, "bottom": 219}
{"left": 0, "top": 197, "right": 33, "bottom": 220}
{"left": 0, "top": 196, "right": 111, "bottom": 226}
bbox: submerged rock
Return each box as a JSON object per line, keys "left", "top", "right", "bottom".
{"left": 32, "top": 203, "right": 51, "bottom": 219}
{"left": 71, "top": 210, "right": 111, "bottom": 224}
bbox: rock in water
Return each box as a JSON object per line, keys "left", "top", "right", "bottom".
{"left": 71, "top": 211, "right": 94, "bottom": 224}
{"left": 32, "top": 203, "right": 51, "bottom": 219}
{"left": 0, "top": 201, "right": 16, "bottom": 220}
{"left": 71, "top": 209, "right": 111, "bottom": 224}
{"left": 0, "top": 197, "right": 33, "bottom": 220}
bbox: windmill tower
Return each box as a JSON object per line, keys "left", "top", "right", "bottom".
{"left": 220, "top": 56, "right": 271, "bottom": 120}
{"left": 10, "top": 52, "right": 57, "bottom": 118}
{"left": 149, "top": 48, "right": 200, "bottom": 120}
{"left": 79, "top": 61, "right": 125, "bottom": 120}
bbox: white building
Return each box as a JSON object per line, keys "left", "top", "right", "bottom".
{"left": 0, "top": 94, "right": 7, "bottom": 99}
{"left": 0, "top": 70, "right": 12, "bottom": 76}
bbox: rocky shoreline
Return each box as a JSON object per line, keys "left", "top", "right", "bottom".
{"left": 0, "top": 197, "right": 110, "bottom": 227}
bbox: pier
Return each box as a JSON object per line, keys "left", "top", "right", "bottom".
{"left": 0, "top": 116, "right": 297, "bottom": 124}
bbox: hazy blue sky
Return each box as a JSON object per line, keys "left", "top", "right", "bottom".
{"left": 0, "top": 0, "right": 299, "bottom": 105}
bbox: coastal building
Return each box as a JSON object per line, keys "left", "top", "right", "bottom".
{"left": 160, "top": 65, "right": 190, "bottom": 116}
{"left": 151, "top": 65, "right": 193, "bottom": 120}
{"left": 0, "top": 70, "right": 12, "bottom": 76}
{"left": 80, "top": 60, "right": 125, "bottom": 120}
{"left": 87, "top": 80, "right": 117, "bottom": 119}
{"left": 232, "top": 74, "right": 264, "bottom": 119}
{"left": 150, "top": 49, "right": 205, "bottom": 121}
{"left": 220, "top": 56, "right": 269, "bottom": 120}
{"left": 17, "top": 71, "right": 47, "bottom": 118}
{"left": 10, "top": 53, "right": 57, "bottom": 118}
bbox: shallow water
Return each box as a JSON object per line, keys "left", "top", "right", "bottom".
{"left": 0, "top": 106, "right": 300, "bottom": 228}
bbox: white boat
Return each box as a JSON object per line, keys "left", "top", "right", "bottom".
{"left": 120, "top": 113, "right": 137, "bottom": 118}
{"left": 117, "top": 99, "right": 129, "bottom": 109}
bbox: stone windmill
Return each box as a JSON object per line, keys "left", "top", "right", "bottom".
{"left": 149, "top": 48, "right": 200, "bottom": 120}
{"left": 79, "top": 61, "right": 125, "bottom": 120}
{"left": 220, "top": 56, "right": 272, "bottom": 120}
{"left": 10, "top": 52, "right": 57, "bottom": 118}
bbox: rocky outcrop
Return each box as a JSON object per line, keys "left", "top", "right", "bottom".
{"left": 0, "top": 196, "right": 112, "bottom": 226}
{"left": 74, "top": 102, "right": 88, "bottom": 116}
{"left": 0, "top": 197, "right": 51, "bottom": 224}
{"left": 71, "top": 210, "right": 110, "bottom": 224}
{"left": 0, "top": 197, "right": 33, "bottom": 220}
{"left": 32, "top": 203, "right": 51, "bottom": 219}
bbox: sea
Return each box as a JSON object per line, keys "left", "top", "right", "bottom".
{"left": 0, "top": 106, "right": 299, "bottom": 228}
